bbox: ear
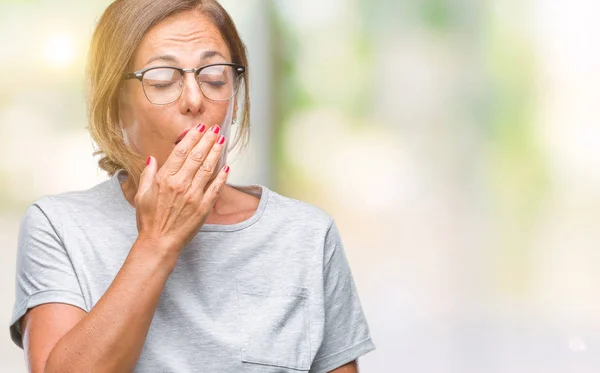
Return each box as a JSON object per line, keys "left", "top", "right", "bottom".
{"left": 118, "top": 86, "right": 133, "bottom": 124}
{"left": 118, "top": 117, "right": 130, "bottom": 146}
{"left": 232, "top": 95, "right": 239, "bottom": 124}
{"left": 117, "top": 87, "right": 132, "bottom": 144}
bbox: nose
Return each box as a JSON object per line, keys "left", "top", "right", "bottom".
{"left": 178, "top": 72, "right": 204, "bottom": 114}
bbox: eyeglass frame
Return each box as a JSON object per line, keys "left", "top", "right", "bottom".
{"left": 122, "top": 62, "right": 246, "bottom": 105}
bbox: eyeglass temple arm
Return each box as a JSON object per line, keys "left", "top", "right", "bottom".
{"left": 123, "top": 72, "right": 143, "bottom": 81}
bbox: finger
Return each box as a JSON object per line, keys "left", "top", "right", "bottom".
{"left": 179, "top": 124, "right": 223, "bottom": 183}
{"left": 190, "top": 129, "right": 226, "bottom": 190}
{"left": 160, "top": 123, "right": 206, "bottom": 176}
{"left": 200, "top": 165, "right": 230, "bottom": 208}
{"left": 135, "top": 155, "right": 156, "bottom": 207}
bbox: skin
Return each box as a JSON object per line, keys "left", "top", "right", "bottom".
{"left": 20, "top": 10, "right": 357, "bottom": 373}
{"left": 119, "top": 10, "right": 259, "bottom": 223}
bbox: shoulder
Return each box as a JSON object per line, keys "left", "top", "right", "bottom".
{"left": 263, "top": 186, "right": 334, "bottom": 233}
{"left": 21, "top": 177, "right": 116, "bottom": 229}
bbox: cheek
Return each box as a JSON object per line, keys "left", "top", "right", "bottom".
{"left": 134, "top": 104, "right": 173, "bottom": 131}
{"left": 126, "top": 100, "right": 178, "bottom": 156}
{"left": 206, "top": 101, "right": 234, "bottom": 128}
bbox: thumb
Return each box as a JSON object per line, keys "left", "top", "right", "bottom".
{"left": 138, "top": 156, "right": 156, "bottom": 197}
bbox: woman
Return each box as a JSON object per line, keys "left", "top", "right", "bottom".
{"left": 9, "top": 1, "right": 375, "bottom": 372}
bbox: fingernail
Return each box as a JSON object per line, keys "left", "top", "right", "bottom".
{"left": 212, "top": 125, "right": 220, "bottom": 134}
{"left": 146, "top": 156, "right": 151, "bottom": 166}
{"left": 196, "top": 123, "right": 206, "bottom": 132}
{"left": 224, "top": 165, "right": 230, "bottom": 173}
{"left": 217, "top": 135, "right": 225, "bottom": 145}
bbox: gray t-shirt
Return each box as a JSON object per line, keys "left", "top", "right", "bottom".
{"left": 10, "top": 169, "right": 375, "bottom": 372}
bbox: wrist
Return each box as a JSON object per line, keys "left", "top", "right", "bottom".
{"left": 130, "top": 237, "right": 181, "bottom": 275}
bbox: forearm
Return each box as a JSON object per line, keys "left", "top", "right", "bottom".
{"left": 44, "top": 239, "right": 178, "bottom": 373}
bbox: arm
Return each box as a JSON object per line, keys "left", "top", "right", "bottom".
{"left": 309, "top": 220, "right": 375, "bottom": 373}
{"left": 18, "top": 126, "right": 227, "bottom": 372}
{"left": 23, "top": 239, "right": 178, "bottom": 373}
{"left": 21, "top": 304, "right": 85, "bottom": 373}
{"left": 329, "top": 360, "right": 358, "bottom": 373}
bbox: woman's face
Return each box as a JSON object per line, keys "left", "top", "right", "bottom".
{"left": 120, "top": 10, "right": 236, "bottom": 171}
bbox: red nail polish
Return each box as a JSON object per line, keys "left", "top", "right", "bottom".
{"left": 197, "top": 123, "right": 206, "bottom": 132}
{"left": 212, "top": 125, "right": 220, "bottom": 134}
{"left": 146, "top": 156, "right": 151, "bottom": 166}
{"left": 217, "top": 135, "right": 225, "bottom": 145}
{"left": 224, "top": 165, "right": 230, "bottom": 173}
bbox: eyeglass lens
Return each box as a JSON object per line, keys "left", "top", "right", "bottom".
{"left": 142, "top": 65, "right": 238, "bottom": 104}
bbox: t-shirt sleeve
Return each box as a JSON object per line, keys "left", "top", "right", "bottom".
{"left": 309, "top": 219, "right": 376, "bottom": 373}
{"left": 9, "top": 197, "right": 87, "bottom": 349}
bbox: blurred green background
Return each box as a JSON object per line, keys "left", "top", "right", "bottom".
{"left": 2, "top": 0, "right": 600, "bottom": 372}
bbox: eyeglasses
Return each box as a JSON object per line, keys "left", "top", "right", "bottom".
{"left": 123, "top": 63, "right": 246, "bottom": 105}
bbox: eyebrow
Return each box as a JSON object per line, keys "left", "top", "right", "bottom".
{"left": 144, "top": 50, "right": 227, "bottom": 66}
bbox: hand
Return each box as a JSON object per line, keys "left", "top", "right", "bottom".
{"left": 133, "top": 123, "right": 230, "bottom": 256}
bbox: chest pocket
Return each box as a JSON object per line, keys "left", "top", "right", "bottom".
{"left": 236, "top": 283, "right": 311, "bottom": 371}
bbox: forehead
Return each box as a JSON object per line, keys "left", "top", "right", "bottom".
{"left": 134, "top": 10, "right": 231, "bottom": 68}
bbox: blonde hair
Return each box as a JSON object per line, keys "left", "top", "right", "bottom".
{"left": 86, "top": 0, "right": 250, "bottom": 188}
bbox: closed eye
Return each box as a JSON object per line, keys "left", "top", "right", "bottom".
{"left": 150, "top": 82, "right": 176, "bottom": 89}
{"left": 205, "top": 81, "right": 226, "bottom": 87}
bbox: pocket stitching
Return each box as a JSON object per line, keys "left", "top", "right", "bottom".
{"left": 236, "top": 284, "right": 311, "bottom": 371}
{"left": 238, "top": 283, "right": 309, "bottom": 298}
